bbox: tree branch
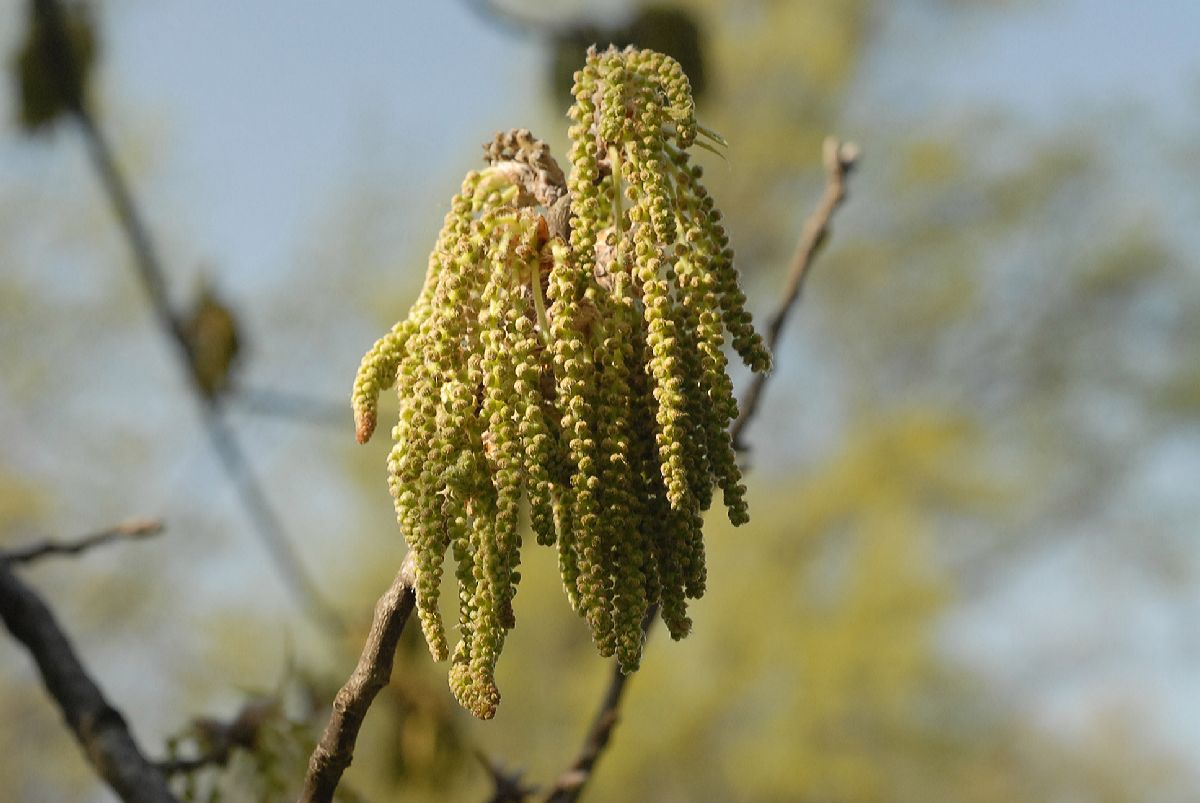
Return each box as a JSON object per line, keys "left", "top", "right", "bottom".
{"left": 730, "top": 136, "right": 859, "bottom": 451}
{"left": 228, "top": 386, "right": 348, "bottom": 429}
{"left": 2, "top": 518, "right": 164, "bottom": 565}
{"left": 29, "top": 0, "right": 344, "bottom": 635}
{"left": 300, "top": 551, "right": 418, "bottom": 803}
{"left": 0, "top": 558, "right": 177, "bottom": 802}
{"left": 542, "top": 605, "right": 657, "bottom": 803}
{"left": 544, "top": 137, "right": 859, "bottom": 802}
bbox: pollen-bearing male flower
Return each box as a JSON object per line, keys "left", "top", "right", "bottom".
{"left": 351, "top": 46, "right": 769, "bottom": 719}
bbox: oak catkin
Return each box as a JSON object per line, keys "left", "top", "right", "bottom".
{"left": 351, "top": 46, "right": 769, "bottom": 718}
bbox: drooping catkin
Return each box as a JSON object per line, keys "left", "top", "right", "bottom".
{"left": 352, "top": 46, "right": 769, "bottom": 718}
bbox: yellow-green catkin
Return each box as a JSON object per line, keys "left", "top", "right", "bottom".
{"left": 352, "top": 45, "right": 769, "bottom": 718}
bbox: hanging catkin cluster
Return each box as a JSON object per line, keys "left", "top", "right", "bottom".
{"left": 352, "top": 46, "right": 770, "bottom": 719}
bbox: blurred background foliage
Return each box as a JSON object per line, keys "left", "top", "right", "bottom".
{"left": 1, "top": 0, "right": 1198, "bottom": 801}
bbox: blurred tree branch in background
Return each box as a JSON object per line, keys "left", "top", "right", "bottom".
{"left": 230, "top": 386, "right": 348, "bottom": 429}
{"left": 157, "top": 697, "right": 279, "bottom": 778}
{"left": 462, "top": 0, "right": 708, "bottom": 103}
{"left": 732, "top": 136, "right": 859, "bottom": 451}
{"left": 476, "top": 749, "right": 538, "bottom": 803}
{"left": 0, "top": 522, "right": 177, "bottom": 803}
{"left": 461, "top": 0, "right": 557, "bottom": 38}
{"left": 0, "top": 518, "right": 163, "bottom": 564}
{"left": 24, "top": 0, "right": 345, "bottom": 635}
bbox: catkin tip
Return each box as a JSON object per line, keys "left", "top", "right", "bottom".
{"left": 354, "top": 410, "right": 376, "bottom": 444}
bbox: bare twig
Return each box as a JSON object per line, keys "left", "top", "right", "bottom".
{"left": 300, "top": 551, "right": 418, "bottom": 803}
{"left": 542, "top": 698, "right": 617, "bottom": 801}
{"left": 30, "top": 0, "right": 343, "bottom": 635}
{"left": 730, "top": 136, "right": 859, "bottom": 451}
{"left": 229, "top": 386, "right": 347, "bottom": 429}
{"left": 544, "top": 138, "right": 859, "bottom": 802}
{"left": 154, "top": 754, "right": 224, "bottom": 778}
{"left": 542, "top": 605, "right": 657, "bottom": 803}
{"left": 2, "top": 518, "right": 164, "bottom": 564}
{"left": 0, "top": 559, "right": 177, "bottom": 802}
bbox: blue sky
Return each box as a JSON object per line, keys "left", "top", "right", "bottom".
{"left": 102, "top": 1, "right": 544, "bottom": 292}
{"left": 86, "top": 0, "right": 1200, "bottom": 297}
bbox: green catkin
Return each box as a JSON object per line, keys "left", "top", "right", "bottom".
{"left": 462, "top": 505, "right": 501, "bottom": 718}
{"left": 480, "top": 220, "right": 530, "bottom": 607}
{"left": 350, "top": 319, "right": 411, "bottom": 444}
{"left": 548, "top": 238, "right": 610, "bottom": 649}
{"left": 606, "top": 245, "right": 650, "bottom": 661}
{"left": 628, "top": 323, "right": 663, "bottom": 611}
{"left": 552, "top": 485, "right": 581, "bottom": 611}
{"left": 395, "top": 322, "right": 446, "bottom": 659}
{"left": 353, "top": 46, "right": 769, "bottom": 718}
{"left": 512, "top": 275, "right": 556, "bottom": 551}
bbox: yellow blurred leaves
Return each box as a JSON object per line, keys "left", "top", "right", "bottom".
{"left": 900, "top": 138, "right": 966, "bottom": 187}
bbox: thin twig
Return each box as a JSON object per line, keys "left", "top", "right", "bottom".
{"left": 229, "top": 386, "right": 348, "bottom": 429}
{"left": 300, "top": 551, "right": 418, "bottom": 803}
{"left": 730, "top": 136, "right": 859, "bottom": 451}
{"left": 0, "top": 559, "right": 177, "bottom": 803}
{"left": 30, "top": 0, "right": 344, "bottom": 635}
{"left": 154, "top": 754, "right": 224, "bottom": 777}
{"left": 2, "top": 518, "right": 164, "bottom": 564}
{"left": 542, "top": 605, "right": 657, "bottom": 803}
{"left": 544, "top": 137, "right": 859, "bottom": 802}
